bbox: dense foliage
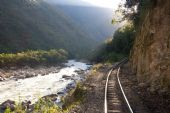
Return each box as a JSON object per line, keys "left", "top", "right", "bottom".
{"left": 0, "top": 49, "right": 68, "bottom": 67}
{"left": 90, "top": 23, "right": 135, "bottom": 62}
{"left": 0, "top": 0, "right": 96, "bottom": 58}
{"left": 118, "top": 0, "right": 153, "bottom": 30}
{"left": 90, "top": 0, "right": 154, "bottom": 63}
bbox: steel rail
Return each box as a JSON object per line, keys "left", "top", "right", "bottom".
{"left": 117, "top": 67, "right": 134, "bottom": 113}
{"left": 104, "top": 58, "right": 127, "bottom": 113}
{"left": 104, "top": 68, "right": 113, "bottom": 113}
{"left": 104, "top": 58, "right": 133, "bottom": 113}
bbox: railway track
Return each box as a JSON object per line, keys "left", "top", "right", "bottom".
{"left": 104, "top": 58, "right": 133, "bottom": 113}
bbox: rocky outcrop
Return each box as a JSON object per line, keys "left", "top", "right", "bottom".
{"left": 130, "top": 0, "right": 170, "bottom": 92}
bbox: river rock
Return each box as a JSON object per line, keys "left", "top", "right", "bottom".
{"left": 72, "top": 74, "right": 76, "bottom": 77}
{"left": 66, "top": 82, "right": 75, "bottom": 89}
{"left": 25, "top": 73, "right": 33, "bottom": 78}
{"left": 62, "top": 75, "right": 72, "bottom": 80}
{"left": 0, "top": 100, "right": 15, "bottom": 111}
{"left": 57, "top": 91, "right": 65, "bottom": 95}
{"left": 16, "top": 75, "right": 25, "bottom": 79}
{"left": 42, "top": 94, "right": 58, "bottom": 102}
{"left": 74, "top": 70, "right": 84, "bottom": 75}
{"left": 86, "top": 63, "right": 92, "bottom": 65}
{"left": 21, "top": 100, "right": 31, "bottom": 110}
{"left": 52, "top": 70, "right": 59, "bottom": 73}
{"left": 0, "top": 76, "right": 5, "bottom": 81}
{"left": 0, "top": 72, "right": 6, "bottom": 81}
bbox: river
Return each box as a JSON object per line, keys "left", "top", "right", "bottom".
{"left": 0, "top": 60, "right": 91, "bottom": 105}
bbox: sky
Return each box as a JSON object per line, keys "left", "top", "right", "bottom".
{"left": 82, "top": 0, "right": 123, "bottom": 9}
{"left": 45, "top": 0, "right": 125, "bottom": 10}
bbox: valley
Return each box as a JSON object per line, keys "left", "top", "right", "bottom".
{"left": 0, "top": 0, "right": 169, "bottom": 113}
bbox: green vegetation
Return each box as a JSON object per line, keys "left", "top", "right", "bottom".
{"left": 0, "top": 0, "right": 96, "bottom": 59}
{"left": 90, "top": 23, "right": 135, "bottom": 62}
{"left": 0, "top": 49, "right": 68, "bottom": 67}
{"left": 90, "top": 0, "right": 154, "bottom": 63}
{"left": 4, "top": 99, "right": 62, "bottom": 113}
{"left": 32, "top": 99, "right": 62, "bottom": 113}
{"left": 115, "top": 0, "right": 154, "bottom": 32}
{"left": 63, "top": 83, "right": 87, "bottom": 110}
{"left": 132, "top": 0, "right": 153, "bottom": 31}
{"left": 72, "top": 83, "right": 86, "bottom": 102}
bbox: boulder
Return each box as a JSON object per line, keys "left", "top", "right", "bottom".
{"left": 74, "top": 70, "right": 84, "bottom": 75}
{"left": 0, "top": 100, "right": 15, "bottom": 111}
{"left": 21, "top": 100, "right": 31, "bottom": 110}
{"left": 66, "top": 82, "right": 76, "bottom": 89}
{"left": 57, "top": 91, "right": 65, "bottom": 95}
{"left": 62, "top": 75, "right": 72, "bottom": 80}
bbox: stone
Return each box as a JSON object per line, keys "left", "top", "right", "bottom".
{"left": 66, "top": 82, "right": 76, "bottom": 89}
{"left": 74, "top": 70, "right": 84, "bottom": 75}
{"left": 57, "top": 91, "right": 65, "bottom": 95}
{"left": 21, "top": 100, "right": 31, "bottom": 109}
{"left": 0, "top": 76, "right": 4, "bottom": 81}
{"left": 62, "top": 75, "right": 72, "bottom": 80}
{"left": 0, "top": 100, "right": 15, "bottom": 111}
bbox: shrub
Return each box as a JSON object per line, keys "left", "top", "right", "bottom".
{"left": 73, "top": 83, "right": 87, "bottom": 102}
{"left": 4, "top": 99, "right": 62, "bottom": 113}
{"left": 0, "top": 49, "right": 68, "bottom": 67}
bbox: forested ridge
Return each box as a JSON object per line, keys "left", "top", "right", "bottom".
{"left": 0, "top": 0, "right": 96, "bottom": 58}
{"left": 57, "top": 5, "right": 117, "bottom": 41}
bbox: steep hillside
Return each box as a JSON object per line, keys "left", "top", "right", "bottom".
{"left": 130, "top": 0, "right": 170, "bottom": 92}
{"left": 44, "top": 0, "right": 92, "bottom": 7}
{"left": 0, "top": 0, "right": 96, "bottom": 58}
{"left": 56, "top": 5, "right": 118, "bottom": 41}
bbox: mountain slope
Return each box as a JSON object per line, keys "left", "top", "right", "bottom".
{"left": 0, "top": 0, "right": 96, "bottom": 58}
{"left": 56, "top": 5, "right": 118, "bottom": 41}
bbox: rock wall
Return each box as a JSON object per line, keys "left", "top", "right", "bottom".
{"left": 130, "top": 0, "right": 170, "bottom": 92}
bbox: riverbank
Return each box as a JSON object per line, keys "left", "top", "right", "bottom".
{"left": 0, "top": 49, "right": 68, "bottom": 68}
{"left": 69, "top": 63, "right": 112, "bottom": 113}
{"left": 0, "top": 65, "right": 64, "bottom": 81}
{"left": 0, "top": 60, "right": 91, "bottom": 112}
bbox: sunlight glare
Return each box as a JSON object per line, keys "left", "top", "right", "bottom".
{"left": 81, "top": 0, "right": 125, "bottom": 9}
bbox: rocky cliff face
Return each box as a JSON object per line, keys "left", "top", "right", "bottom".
{"left": 130, "top": 0, "right": 170, "bottom": 92}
